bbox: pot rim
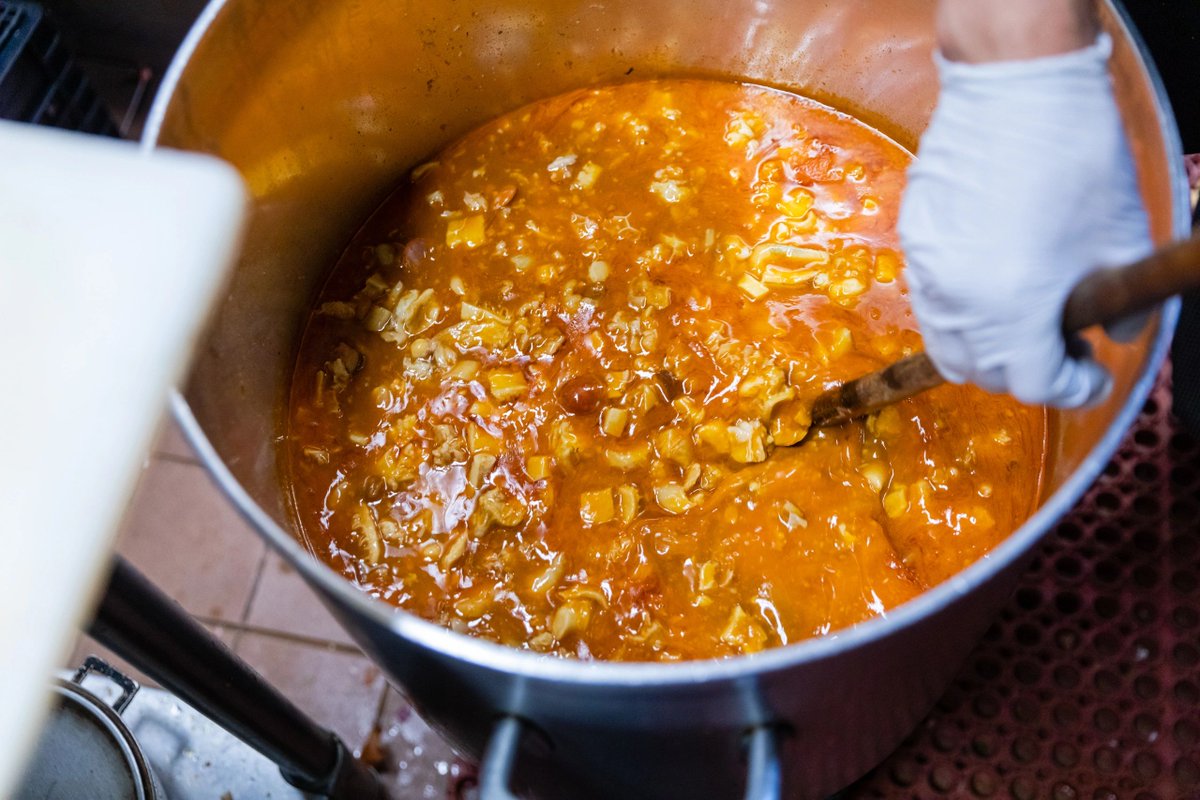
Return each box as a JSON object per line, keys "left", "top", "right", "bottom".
{"left": 144, "top": 0, "right": 1189, "bottom": 688}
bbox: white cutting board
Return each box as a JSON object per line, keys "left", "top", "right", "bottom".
{"left": 0, "top": 120, "right": 245, "bottom": 796}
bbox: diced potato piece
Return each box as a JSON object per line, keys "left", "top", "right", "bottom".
{"left": 469, "top": 397, "right": 499, "bottom": 419}
{"left": 883, "top": 486, "right": 909, "bottom": 518}
{"left": 449, "top": 359, "right": 480, "bottom": 381}
{"left": 526, "top": 455, "right": 552, "bottom": 481}
{"left": 871, "top": 406, "right": 903, "bottom": 439}
{"left": 875, "top": 250, "right": 900, "bottom": 283}
{"left": 830, "top": 277, "right": 867, "bottom": 300}
{"left": 488, "top": 369, "right": 528, "bottom": 402}
{"left": 859, "top": 461, "right": 891, "bottom": 494}
{"left": 605, "top": 371, "right": 631, "bottom": 397}
{"left": 604, "top": 442, "right": 652, "bottom": 470}
{"left": 654, "top": 484, "right": 695, "bottom": 515}
{"left": 468, "top": 423, "right": 501, "bottom": 456}
{"left": 722, "top": 234, "right": 753, "bottom": 261}
{"left": 573, "top": 161, "right": 603, "bottom": 190}
{"left": 616, "top": 485, "right": 639, "bottom": 523}
{"left": 460, "top": 301, "right": 501, "bottom": 321}
{"left": 580, "top": 489, "right": 616, "bottom": 526}
{"left": 738, "top": 273, "right": 769, "bottom": 301}
{"left": 364, "top": 305, "right": 393, "bottom": 331}
{"left": 446, "top": 215, "right": 486, "bottom": 248}
{"left": 363, "top": 272, "right": 390, "bottom": 296}
{"left": 628, "top": 383, "right": 662, "bottom": 413}
{"left": 695, "top": 420, "right": 731, "bottom": 454}
{"left": 814, "top": 326, "right": 853, "bottom": 364}
{"left": 720, "top": 605, "right": 768, "bottom": 654}
{"left": 600, "top": 407, "right": 630, "bottom": 437}
{"left": 728, "top": 420, "right": 768, "bottom": 464}
{"left": 588, "top": 260, "right": 609, "bottom": 282}
{"left": 654, "top": 427, "right": 694, "bottom": 467}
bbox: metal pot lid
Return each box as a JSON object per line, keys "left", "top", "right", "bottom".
{"left": 13, "top": 680, "right": 148, "bottom": 800}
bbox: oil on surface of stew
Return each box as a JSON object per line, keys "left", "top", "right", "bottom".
{"left": 286, "top": 80, "right": 1046, "bottom": 661}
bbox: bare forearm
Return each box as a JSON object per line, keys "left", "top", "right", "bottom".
{"left": 936, "top": 0, "right": 1100, "bottom": 62}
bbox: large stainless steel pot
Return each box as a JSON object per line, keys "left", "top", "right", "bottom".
{"left": 144, "top": 2, "right": 1189, "bottom": 797}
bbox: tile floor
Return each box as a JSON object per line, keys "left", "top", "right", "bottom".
{"left": 65, "top": 413, "right": 471, "bottom": 798}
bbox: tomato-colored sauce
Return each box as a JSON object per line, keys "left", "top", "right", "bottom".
{"left": 285, "top": 80, "right": 1045, "bottom": 661}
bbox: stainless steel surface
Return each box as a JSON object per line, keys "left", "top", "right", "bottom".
{"left": 15, "top": 661, "right": 159, "bottom": 800}
{"left": 60, "top": 670, "right": 310, "bottom": 800}
{"left": 143, "top": 1, "right": 1190, "bottom": 797}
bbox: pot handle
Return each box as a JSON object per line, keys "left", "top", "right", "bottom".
{"left": 743, "top": 724, "right": 783, "bottom": 800}
{"left": 478, "top": 715, "right": 523, "bottom": 800}
{"left": 478, "top": 716, "right": 783, "bottom": 800}
{"left": 72, "top": 655, "right": 140, "bottom": 714}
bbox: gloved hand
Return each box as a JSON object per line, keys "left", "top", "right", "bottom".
{"left": 898, "top": 34, "right": 1152, "bottom": 408}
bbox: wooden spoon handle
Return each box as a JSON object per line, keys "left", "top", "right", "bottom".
{"left": 808, "top": 233, "right": 1200, "bottom": 429}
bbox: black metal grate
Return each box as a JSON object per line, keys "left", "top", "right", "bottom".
{"left": 0, "top": 0, "right": 116, "bottom": 134}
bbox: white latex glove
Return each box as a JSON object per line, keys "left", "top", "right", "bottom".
{"left": 898, "top": 34, "right": 1152, "bottom": 408}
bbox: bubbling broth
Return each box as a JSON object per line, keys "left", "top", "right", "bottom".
{"left": 285, "top": 80, "right": 1046, "bottom": 661}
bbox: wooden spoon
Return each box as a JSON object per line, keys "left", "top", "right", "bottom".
{"left": 806, "top": 232, "right": 1200, "bottom": 430}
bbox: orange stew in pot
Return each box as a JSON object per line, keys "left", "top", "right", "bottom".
{"left": 286, "top": 80, "right": 1046, "bottom": 661}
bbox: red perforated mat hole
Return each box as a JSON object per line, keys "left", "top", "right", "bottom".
{"left": 845, "top": 365, "right": 1200, "bottom": 800}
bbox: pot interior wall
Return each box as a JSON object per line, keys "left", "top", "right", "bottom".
{"left": 154, "top": 0, "right": 1177, "bottom": 547}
